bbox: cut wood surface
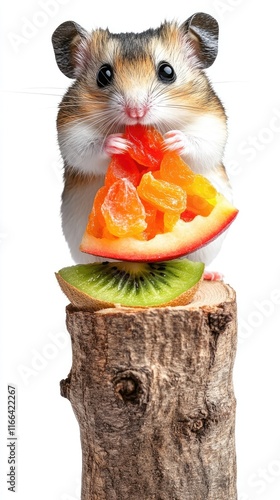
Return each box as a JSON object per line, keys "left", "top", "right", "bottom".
{"left": 61, "top": 280, "right": 237, "bottom": 500}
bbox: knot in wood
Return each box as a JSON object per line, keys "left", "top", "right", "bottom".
{"left": 113, "top": 370, "right": 149, "bottom": 406}
{"left": 191, "top": 419, "right": 204, "bottom": 431}
{"left": 116, "top": 377, "right": 138, "bottom": 401}
{"left": 176, "top": 416, "right": 207, "bottom": 439}
{"left": 208, "top": 311, "right": 232, "bottom": 333}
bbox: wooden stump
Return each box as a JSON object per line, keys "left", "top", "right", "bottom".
{"left": 60, "top": 280, "right": 237, "bottom": 500}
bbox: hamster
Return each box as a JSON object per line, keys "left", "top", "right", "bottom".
{"left": 52, "top": 12, "right": 231, "bottom": 265}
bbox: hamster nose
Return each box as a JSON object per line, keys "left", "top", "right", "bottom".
{"left": 125, "top": 105, "right": 148, "bottom": 119}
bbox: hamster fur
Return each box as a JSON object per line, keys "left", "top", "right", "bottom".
{"left": 52, "top": 13, "right": 231, "bottom": 265}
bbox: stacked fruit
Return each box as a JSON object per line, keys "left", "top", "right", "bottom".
{"left": 57, "top": 125, "right": 238, "bottom": 308}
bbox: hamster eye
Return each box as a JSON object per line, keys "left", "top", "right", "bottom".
{"left": 157, "top": 62, "right": 176, "bottom": 83}
{"left": 97, "top": 64, "right": 114, "bottom": 88}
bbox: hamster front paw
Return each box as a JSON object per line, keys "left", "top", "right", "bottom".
{"left": 104, "top": 133, "right": 130, "bottom": 156}
{"left": 163, "top": 130, "right": 188, "bottom": 154}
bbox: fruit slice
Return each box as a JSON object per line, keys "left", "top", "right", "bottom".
{"left": 56, "top": 259, "right": 204, "bottom": 309}
{"left": 80, "top": 125, "right": 238, "bottom": 262}
{"left": 81, "top": 194, "right": 236, "bottom": 261}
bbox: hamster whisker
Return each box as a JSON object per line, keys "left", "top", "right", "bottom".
{"left": 64, "top": 110, "right": 123, "bottom": 140}
{"left": 212, "top": 80, "right": 247, "bottom": 84}
{"left": 0, "top": 88, "right": 64, "bottom": 97}
{"left": 149, "top": 84, "right": 200, "bottom": 113}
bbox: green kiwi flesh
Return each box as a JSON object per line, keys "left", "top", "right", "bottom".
{"left": 56, "top": 259, "right": 204, "bottom": 308}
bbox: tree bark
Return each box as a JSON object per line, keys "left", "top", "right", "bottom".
{"left": 60, "top": 280, "right": 237, "bottom": 500}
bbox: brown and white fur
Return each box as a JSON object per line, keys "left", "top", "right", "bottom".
{"left": 52, "top": 13, "right": 231, "bottom": 266}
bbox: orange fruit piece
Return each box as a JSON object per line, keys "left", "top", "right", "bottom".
{"left": 187, "top": 195, "right": 214, "bottom": 217}
{"left": 101, "top": 179, "right": 147, "bottom": 238}
{"left": 164, "top": 211, "right": 181, "bottom": 231}
{"left": 160, "top": 152, "right": 216, "bottom": 201}
{"left": 180, "top": 209, "right": 196, "bottom": 222}
{"left": 137, "top": 172, "right": 187, "bottom": 213}
{"left": 141, "top": 200, "right": 158, "bottom": 240}
{"left": 126, "top": 124, "right": 164, "bottom": 170}
{"left": 186, "top": 174, "right": 217, "bottom": 199}
{"left": 160, "top": 151, "right": 195, "bottom": 189}
{"left": 151, "top": 169, "right": 161, "bottom": 180}
{"left": 141, "top": 201, "right": 164, "bottom": 240}
{"left": 86, "top": 186, "right": 108, "bottom": 238}
{"left": 105, "top": 154, "right": 141, "bottom": 187}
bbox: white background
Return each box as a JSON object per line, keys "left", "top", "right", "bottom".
{"left": 1, "top": 0, "right": 280, "bottom": 499}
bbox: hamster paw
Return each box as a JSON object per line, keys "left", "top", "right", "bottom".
{"left": 163, "top": 130, "right": 188, "bottom": 154}
{"left": 104, "top": 133, "right": 129, "bottom": 156}
{"left": 203, "top": 271, "right": 224, "bottom": 281}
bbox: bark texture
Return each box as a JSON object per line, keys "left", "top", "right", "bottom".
{"left": 61, "top": 280, "right": 237, "bottom": 500}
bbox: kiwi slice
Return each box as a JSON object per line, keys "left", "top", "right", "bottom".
{"left": 56, "top": 259, "right": 204, "bottom": 309}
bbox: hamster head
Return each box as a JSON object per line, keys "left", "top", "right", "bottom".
{"left": 52, "top": 13, "right": 223, "bottom": 174}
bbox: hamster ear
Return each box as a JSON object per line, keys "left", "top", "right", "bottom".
{"left": 182, "top": 12, "right": 219, "bottom": 69}
{"left": 52, "top": 21, "right": 90, "bottom": 79}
